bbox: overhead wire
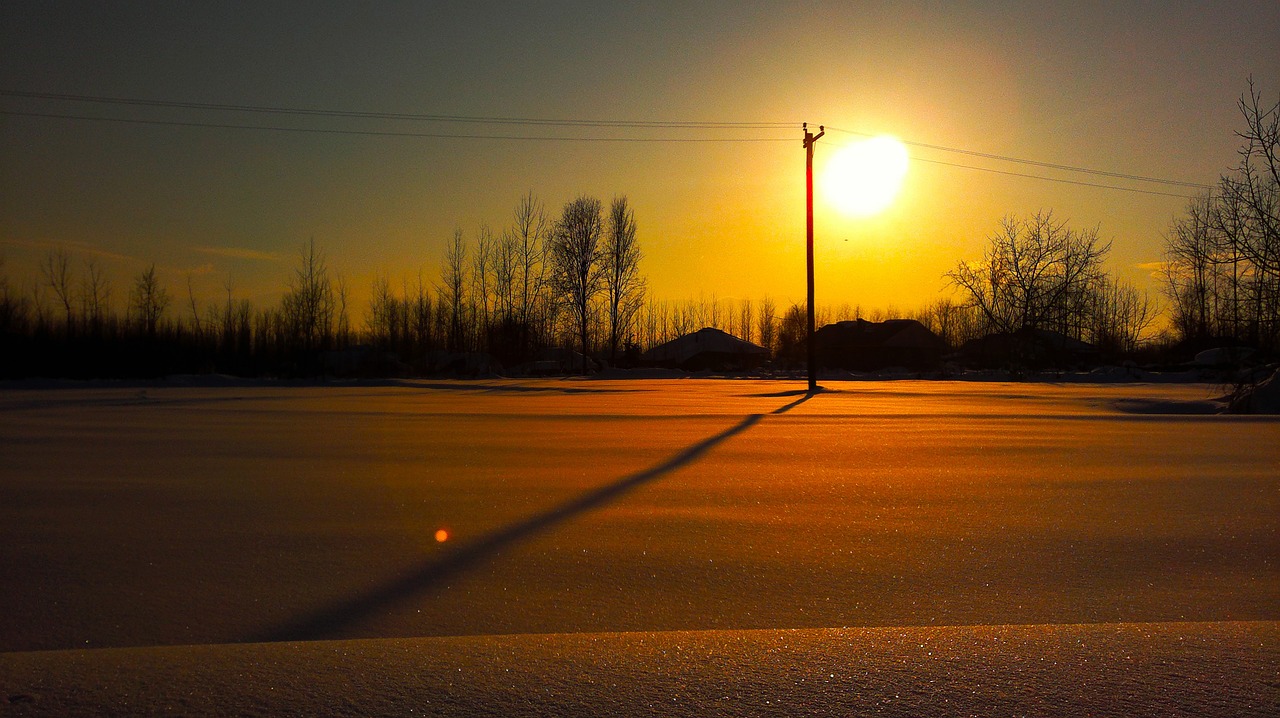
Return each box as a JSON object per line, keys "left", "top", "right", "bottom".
{"left": 826, "top": 125, "right": 1210, "bottom": 190}
{"left": 0, "top": 90, "right": 794, "bottom": 129}
{"left": 0, "top": 110, "right": 793, "bottom": 142}
{"left": 1, "top": 90, "right": 1210, "bottom": 197}
{"left": 820, "top": 135, "right": 1205, "bottom": 199}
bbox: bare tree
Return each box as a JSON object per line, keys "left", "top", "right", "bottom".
{"left": 80, "top": 259, "right": 111, "bottom": 333}
{"left": 442, "top": 229, "right": 469, "bottom": 352}
{"left": 602, "top": 195, "right": 645, "bottom": 361}
{"left": 776, "top": 303, "right": 808, "bottom": 365}
{"left": 335, "top": 274, "right": 351, "bottom": 347}
{"left": 0, "top": 254, "right": 31, "bottom": 335}
{"left": 1090, "top": 278, "right": 1156, "bottom": 353}
{"left": 758, "top": 295, "right": 777, "bottom": 354}
{"left": 472, "top": 225, "right": 495, "bottom": 347}
{"left": 40, "top": 249, "right": 74, "bottom": 331}
{"left": 366, "top": 274, "right": 397, "bottom": 349}
{"left": 130, "top": 264, "right": 170, "bottom": 337}
{"left": 411, "top": 271, "right": 433, "bottom": 353}
{"left": 511, "top": 192, "right": 549, "bottom": 354}
{"left": 549, "top": 195, "right": 604, "bottom": 372}
{"left": 494, "top": 229, "right": 517, "bottom": 325}
{"left": 947, "top": 211, "right": 1111, "bottom": 338}
{"left": 1227, "top": 78, "right": 1280, "bottom": 275}
{"left": 282, "top": 238, "right": 335, "bottom": 356}
{"left": 186, "top": 273, "right": 203, "bottom": 338}
{"left": 1162, "top": 195, "right": 1221, "bottom": 340}
{"left": 1163, "top": 80, "right": 1280, "bottom": 350}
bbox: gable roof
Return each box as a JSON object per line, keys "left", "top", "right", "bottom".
{"left": 816, "top": 319, "right": 946, "bottom": 351}
{"left": 641, "top": 327, "right": 769, "bottom": 365}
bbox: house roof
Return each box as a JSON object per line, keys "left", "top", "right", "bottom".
{"left": 641, "top": 327, "right": 769, "bottom": 365}
{"left": 961, "top": 328, "right": 1097, "bottom": 355}
{"left": 816, "top": 319, "right": 946, "bottom": 351}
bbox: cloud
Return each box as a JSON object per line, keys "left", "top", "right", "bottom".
{"left": 1135, "top": 261, "right": 1171, "bottom": 278}
{"left": 194, "top": 246, "right": 285, "bottom": 262}
{"left": 0, "top": 237, "right": 138, "bottom": 264}
{"left": 166, "top": 262, "right": 218, "bottom": 277}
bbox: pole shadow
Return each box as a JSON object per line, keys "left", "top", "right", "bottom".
{"left": 252, "top": 392, "right": 814, "bottom": 643}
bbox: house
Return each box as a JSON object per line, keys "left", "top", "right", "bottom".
{"left": 641, "top": 327, "right": 770, "bottom": 371}
{"left": 958, "top": 328, "right": 1098, "bottom": 369}
{"left": 814, "top": 318, "right": 947, "bottom": 371}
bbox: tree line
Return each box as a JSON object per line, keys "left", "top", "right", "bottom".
{"left": 2, "top": 81, "right": 1273, "bottom": 378}
{"left": 1161, "top": 79, "right": 1279, "bottom": 353}
{"left": 0, "top": 193, "right": 648, "bottom": 378}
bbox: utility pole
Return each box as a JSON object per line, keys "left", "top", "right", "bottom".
{"left": 803, "top": 122, "right": 824, "bottom": 394}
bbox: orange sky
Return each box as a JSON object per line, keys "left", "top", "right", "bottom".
{"left": 2, "top": 3, "right": 1276, "bottom": 323}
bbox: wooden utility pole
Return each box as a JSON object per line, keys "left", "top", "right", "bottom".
{"left": 803, "top": 123, "right": 824, "bottom": 394}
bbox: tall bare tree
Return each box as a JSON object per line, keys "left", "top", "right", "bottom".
{"left": 81, "top": 259, "right": 111, "bottom": 333}
{"left": 442, "top": 229, "right": 469, "bottom": 352}
{"left": 946, "top": 211, "right": 1111, "bottom": 338}
{"left": 511, "top": 192, "right": 548, "bottom": 351}
{"left": 130, "top": 263, "right": 170, "bottom": 337}
{"left": 602, "top": 195, "right": 645, "bottom": 361}
{"left": 739, "top": 299, "right": 754, "bottom": 344}
{"left": 1163, "top": 79, "right": 1279, "bottom": 350}
{"left": 282, "top": 238, "right": 335, "bottom": 356}
{"left": 472, "top": 225, "right": 495, "bottom": 347}
{"left": 758, "top": 296, "right": 777, "bottom": 354}
{"left": 0, "top": 254, "right": 30, "bottom": 335}
{"left": 549, "top": 195, "right": 604, "bottom": 372}
{"left": 40, "top": 249, "right": 74, "bottom": 331}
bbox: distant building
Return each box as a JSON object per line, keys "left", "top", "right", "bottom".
{"left": 959, "top": 328, "right": 1098, "bottom": 369}
{"left": 641, "top": 327, "right": 770, "bottom": 371}
{"left": 815, "top": 318, "right": 947, "bottom": 371}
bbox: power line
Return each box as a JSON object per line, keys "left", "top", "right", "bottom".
{"left": 0, "top": 110, "right": 795, "bottom": 142}
{"left": 2, "top": 90, "right": 1211, "bottom": 197}
{"left": 0, "top": 90, "right": 794, "bottom": 130}
{"left": 912, "top": 155, "right": 1199, "bottom": 199}
{"left": 828, "top": 125, "right": 1211, "bottom": 190}
{"left": 818, "top": 136, "right": 1200, "bottom": 199}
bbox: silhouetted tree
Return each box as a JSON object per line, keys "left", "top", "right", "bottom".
{"left": 282, "top": 239, "right": 335, "bottom": 360}
{"left": 472, "top": 225, "right": 495, "bottom": 348}
{"left": 549, "top": 195, "right": 604, "bottom": 372}
{"left": 335, "top": 274, "right": 351, "bottom": 347}
{"left": 0, "top": 255, "right": 29, "bottom": 335}
{"left": 511, "top": 192, "right": 549, "bottom": 350}
{"left": 130, "top": 264, "right": 169, "bottom": 337}
{"left": 79, "top": 259, "right": 111, "bottom": 335}
{"left": 602, "top": 195, "right": 645, "bottom": 362}
{"left": 442, "top": 229, "right": 469, "bottom": 352}
{"left": 913, "top": 297, "right": 985, "bottom": 349}
{"left": 947, "top": 211, "right": 1111, "bottom": 338}
{"left": 758, "top": 296, "right": 777, "bottom": 355}
{"left": 1163, "top": 79, "right": 1279, "bottom": 351}
{"left": 1090, "top": 278, "right": 1156, "bottom": 354}
{"left": 366, "top": 274, "right": 397, "bottom": 349}
{"left": 40, "top": 249, "right": 74, "bottom": 332}
{"left": 776, "top": 303, "right": 808, "bottom": 365}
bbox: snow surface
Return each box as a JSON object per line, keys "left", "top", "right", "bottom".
{"left": 2, "top": 622, "right": 1276, "bottom": 717}
{"left": 1, "top": 379, "right": 1277, "bottom": 714}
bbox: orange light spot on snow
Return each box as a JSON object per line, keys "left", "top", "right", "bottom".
{"left": 435, "top": 529, "right": 449, "bottom": 543}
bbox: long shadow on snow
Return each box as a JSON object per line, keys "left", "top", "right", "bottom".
{"left": 252, "top": 390, "right": 815, "bottom": 643}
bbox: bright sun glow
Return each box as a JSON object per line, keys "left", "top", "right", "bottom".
{"left": 822, "top": 136, "right": 909, "bottom": 217}
{"left": 435, "top": 529, "right": 449, "bottom": 543}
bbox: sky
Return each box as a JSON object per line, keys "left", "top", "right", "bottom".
{"left": 2, "top": 1, "right": 1278, "bottom": 322}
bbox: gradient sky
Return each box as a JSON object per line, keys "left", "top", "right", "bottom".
{"left": 2, "top": 2, "right": 1277, "bottom": 320}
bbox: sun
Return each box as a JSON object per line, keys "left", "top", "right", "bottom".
{"left": 822, "top": 135, "right": 909, "bottom": 217}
